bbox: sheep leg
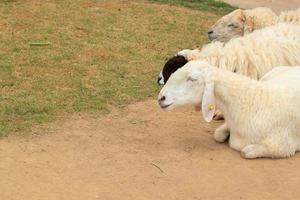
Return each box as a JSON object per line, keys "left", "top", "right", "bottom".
{"left": 241, "top": 136, "right": 296, "bottom": 159}
{"left": 214, "top": 123, "right": 230, "bottom": 142}
{"left": 241, "top": 144, "right": 269, "bottom": 159}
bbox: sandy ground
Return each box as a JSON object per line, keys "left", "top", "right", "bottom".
{"left": 1, "top": 100, "right": 300, "bottom": 200}
{"left": 222, "top": 0, "right": 300, "bottom": 13}
{"left": 2, "top": 1, "right": 300, "bottom": 199}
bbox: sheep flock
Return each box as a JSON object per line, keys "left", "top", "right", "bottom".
{"left": 157, "top": 7, "right": 300, "bottom": 159}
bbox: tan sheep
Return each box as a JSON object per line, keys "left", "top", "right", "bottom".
{"left": 208, "top": 7, "right": 300, "bottom": 43}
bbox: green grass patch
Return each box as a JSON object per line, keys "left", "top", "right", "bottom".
{"left": 0, "top": 0, "right": 233, "bottom": 136}
{"left": 150, "top": 0, "right": 236, "bottom": 14}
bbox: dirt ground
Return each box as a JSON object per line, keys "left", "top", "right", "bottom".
{"left": 222, "top": 0, "right": 300, "bottom": 13}
{"left": 1, "top": 100, "right": 300, "bottom": 200}
{"left": 2, "top": 1, "right": 300, "bottom": 200}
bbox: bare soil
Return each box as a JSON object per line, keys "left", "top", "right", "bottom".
{"left": 2, "top": 1, "right": 300, "bottom": 199}
{"left": 222, "top": 0, "right": 300, "bottom": 13}
{"left": 1, "top": 100, "right": 300, "bottom": 200}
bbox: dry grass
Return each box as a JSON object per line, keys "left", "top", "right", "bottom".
{"left": 0, "top": 0, "right": 232, "bottom": 136}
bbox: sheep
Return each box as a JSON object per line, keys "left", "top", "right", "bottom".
{"left": 157, "top": 55, "right": 187, "bottom": 85}
{"left": 158, "top": 60, "right": 300, "bottom": 159}
{"left": 208, "top": 7, "right": 300, "bottom": 42}
{"left": 157, "top": 23, "right": 300, "bottom": 86}
{"left": 208, "top": 7, "right": 278, "bottom": 42}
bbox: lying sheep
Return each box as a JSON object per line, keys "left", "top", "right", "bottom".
{"left": 208, "top": 7, "right": 277, "bottom": 42}
{"left": 157, "top": 55, "right": 187, "bottom": 85}
{"left": 157, "top": 23, "right": 300, "bottom": 85}
{"left": 158, "top": 61, "right": 300, "bottom": 159}
{"left": 208, "top": 7, "right": 300, "bottom": 42}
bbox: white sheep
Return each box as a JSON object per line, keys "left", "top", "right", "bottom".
{"left": 158, "top": 61, "right": 300, "bottom": 159}
{"left": 208, "top": 7, "right": 300, "bottom": 42}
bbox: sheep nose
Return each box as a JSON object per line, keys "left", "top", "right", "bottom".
{"left": 158, "top": 95, "right": 166, "bottom": 103}
{"left": 208, "top": 30, "right": 213, "bottom": 35}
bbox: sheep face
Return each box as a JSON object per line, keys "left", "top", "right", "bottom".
{"left": 157, "top": 55, "right": 188, "bottom": 86}
{"left": 208, "top": 9, "right": 246, "bottom": 42}
{"left": 158, "top": 61, "right": 210, "bottom": 110}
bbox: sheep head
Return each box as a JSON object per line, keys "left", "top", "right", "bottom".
{"left": 208, "top": 9, "right": 249, "bottom": 42}
{"left": 157, "top": 55, "right": 188, "bottom": 86}
{"left": 158, "top": 61, "right": 216, "bottom": 122}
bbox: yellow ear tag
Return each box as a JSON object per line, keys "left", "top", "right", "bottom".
{"left": 208, "top": 104, "right": 215, "bottom": 111}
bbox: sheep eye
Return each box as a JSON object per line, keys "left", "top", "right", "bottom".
{"left": 187, "top": 77, "right": 197, "bottom": 82}
{"left": 228, "top": 23, "right": 239, "bottom": 28}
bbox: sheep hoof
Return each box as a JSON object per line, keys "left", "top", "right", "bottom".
{"left": 241, "top": 144, "right": 266, "bottom": 159}
{"left": 214, "top": 130, "right": 229, "bottom": 143}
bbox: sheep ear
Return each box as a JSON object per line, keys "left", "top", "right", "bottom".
{"left": 201, "top": 81, "right": 215, "bottom": 122}
{"left": 243, "top": 15, "right": 254, "bottom": 33}
{"left": 239, "top": 10, "right": 246, "bottom": 22}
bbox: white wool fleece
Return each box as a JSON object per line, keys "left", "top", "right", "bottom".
{"left": 178, "top": 23, "right": 300, "bottom": 80}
